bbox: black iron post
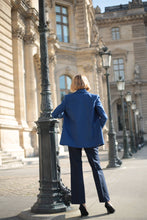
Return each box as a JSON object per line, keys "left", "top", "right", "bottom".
{"left": 31, "top": 0, "right": 67, "bottom": 214}
{"left": 127, "top": 101, "right": 136, "bottom": 153}
{"left": 138, "top": 116, "right": 144, "bottom": 147}
{"left": 131, "top": 102, "right": 138, "bottom": 151}
{"left": 105, "top": 70, "right": 121, "bottom": 168}
{"left": 120, "top": 92, "right": 131, "bottom": 158}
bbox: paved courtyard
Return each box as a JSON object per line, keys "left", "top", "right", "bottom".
{"left": 0, "top": 145, "right": 147, "bottom": 220}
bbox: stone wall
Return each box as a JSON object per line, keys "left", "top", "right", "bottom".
{"left": 0, "top": 0, "right": 108, "bottom": 158}
{"left": 96, "top": 2, "right": 147, "bottom": 141}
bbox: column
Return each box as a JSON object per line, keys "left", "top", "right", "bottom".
{"left": 0, "top": 2, "right": 24, "bottom": 159}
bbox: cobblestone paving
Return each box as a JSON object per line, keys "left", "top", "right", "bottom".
{"left": 0, "top": 154, "right": 102, "bottom": 199}
{"left": 0, "top": 176, "right": 39, "bottom": 196}
{"left": 0, "top": 148, "right": 147, "bottom": 219}
{"left": 0, "top": 151, "right": 110, "bottom": 198}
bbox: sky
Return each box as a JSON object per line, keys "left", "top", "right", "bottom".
{"left": 92, "top": 0, "right": 147, "bottom": 12}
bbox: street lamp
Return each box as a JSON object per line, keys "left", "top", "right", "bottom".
{"left": 100, "top": 47, "right": 122, "bottom": 168}
{"left": 131, "top": 101, "right": 138, "bottom": 151}
{"left": 117, "top": 78, "right": 131, "bottom": 158}
{"left": 31, "top": 0, "right": 67, "bottom": 214}
{"left": 125, "top": 92, "right": 136, "bottom": 153}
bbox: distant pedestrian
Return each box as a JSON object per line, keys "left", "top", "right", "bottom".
{"left": 52, "top": 74, "right": 115, "bottom": 216}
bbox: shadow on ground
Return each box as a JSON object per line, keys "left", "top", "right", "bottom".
{"left": 66, "top": 213, "right": 108, "bottom": 219}
{"left": 0, "top": 217, "right": 20, "bottom": 220}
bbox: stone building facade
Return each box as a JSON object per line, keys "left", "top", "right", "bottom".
{"left": 95, "top": 0, "right": 147, "bottom": 142}
{"left": 0, "top": 0, "right": 108, "bottom": 160}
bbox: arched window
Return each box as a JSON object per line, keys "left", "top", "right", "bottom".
{"left": 59, "top": 75, "right": 72, "bottom": 101}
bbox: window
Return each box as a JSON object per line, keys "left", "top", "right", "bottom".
{"left": 55, "top": 5, "right": 69, "bottom": 43}
{"left": 60, "top": 75, "right": 72, "bottom": 101}
{"left": 113, "top": 58, "right": 125, "bottom": 81}
{"left": 112, "top": 27, "right": 120, "bottom": 40}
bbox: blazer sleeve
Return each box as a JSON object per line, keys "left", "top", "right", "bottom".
{"left": 52, "top": 97, "right": 66, "bottom": 119}
{"left": 95, "top": 96, "right": 108, "bottom": 128}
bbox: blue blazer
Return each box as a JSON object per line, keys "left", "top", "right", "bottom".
{"left": 52, "top": 89, "right": 108, "bottom": 148}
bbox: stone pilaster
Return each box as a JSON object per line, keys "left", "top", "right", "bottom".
{"left": 75, "top": 0, "right": 89, "bottom": 45}
{"left": 12, "top": 9, "right": 35, "bottom": 157}
{"left": 0, "top": 1, "right": 24, "bottom": 158}
{"left": 12, "top": 11, "right": 27, "bottom": 128}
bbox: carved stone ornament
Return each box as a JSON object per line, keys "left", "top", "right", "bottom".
{"left": 83, "top": 65, "right": 94, "bottom": 73}
{"left": 129, "top": 0, "right": 143, "bottom": 9}
{"left": 65, "top": 66, "right": 71, "bottom": 72}
{"left": 98, "top": 37, "right": 105, "bottom": 50}
{"left": 95, "top": 6, "right": 101, "bottom": 14}
{"left": 134, "top": 63, "right": 141, "bottom": 79}
{"left": 91, "top": 22, "right": 99, "bottom": 44}
{"left": 12, "top": 25, "right": 25, "bottom": 39}
{"left": 24, "top": 32, "right": 36, "bottom": 44}
{"left": 49, "top": 55, "right": 56, "bottom": 64}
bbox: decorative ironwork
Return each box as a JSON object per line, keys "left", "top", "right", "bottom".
{"left": 31, "top": 0, "right": 71, "bottom": 214}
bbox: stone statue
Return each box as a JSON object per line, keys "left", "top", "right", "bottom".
{"left": 91, "top": 21, "right": 99, "bottom": 43}
{"left": 134, "top": 63, "right": 141, "bottom": 79}
{"left": 95, "top": 6, "right": 101, "bottom": 14}
{"left": 129, "top": 0, "right": 143, "bottom": 8}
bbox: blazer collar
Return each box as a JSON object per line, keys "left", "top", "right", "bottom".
{"left": 75, "top": 89, "right": 88, "bottom": 93}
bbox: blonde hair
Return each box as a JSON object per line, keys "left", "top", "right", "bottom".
{"left": 70, "top": 74, "right": 91, "bottom": 92}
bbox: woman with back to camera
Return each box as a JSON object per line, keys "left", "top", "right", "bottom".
{"left": 52, "top": 74, "right": 115, "bottom": 217}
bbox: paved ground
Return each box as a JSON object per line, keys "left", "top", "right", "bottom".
{"left": 0, "top": 145, "right": 147, "bottom": 220}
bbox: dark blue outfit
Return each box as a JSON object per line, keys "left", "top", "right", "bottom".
{"left": 52, "top": 89, "right": 110, "bottom": 204}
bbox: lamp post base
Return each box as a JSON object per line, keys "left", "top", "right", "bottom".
{"left": 31, "top": 119, "right": 67, "bottom": 214}
{"left": 107, "top": 161, "right": 121, "bottom": 168}
{"left": 123, "top": 153, "right": 131, "bottom": 159}
{"left": 107, "top": 131, "right": 122, "bottom": 168}
{"left": 122, "top": 134, "right": 132, "bottom": 159}
{"left": 31, "top": 200, "right": 66, "bottom": 214}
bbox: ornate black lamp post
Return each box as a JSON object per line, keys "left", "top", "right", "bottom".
{"left": 135, "top": 108, "right": 140, "bottom": 149}
{"left": 100, "top": 47, "right": 122, "bottom": 168}
{"left": 125, "top": 92, "right": 136, "bottom": 153}
{"left": 117, "top": 79, "right": 131, "bottom": 158}
{"left": 138, "top": 114, "right": 144, "bottom": 147}
{"left": 131, "top": 101, "right": 138, "bottom": 151}
{"left": 31, "top": 0, "right": 67, "bottom": 214}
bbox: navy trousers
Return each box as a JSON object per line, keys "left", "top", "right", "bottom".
{"left": 68, "top": 146, "right": 110, "bottom": 204}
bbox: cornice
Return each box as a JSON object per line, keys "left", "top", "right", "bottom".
{"left": 11, "top": 0, "right": 29, "bottom": 13}
{"left": 101, "top": 36, "right": 147, "bottom": 48}
{"left": 96, "top": 13, "right": 145, "bottom": 25}
{"left": 11, "top": 0, "right": 38, "bottom": 22}
{"left": 56, "top": 44, "right": 98, "bottom": 56}
{"left": 110, "top": 80, "right": 147, "bottom": 88}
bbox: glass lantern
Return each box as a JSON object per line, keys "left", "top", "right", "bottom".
{"left": 131, "top": 101, "right": 136, "bottom": 110}
{"left": 101, "top": 53, "right": 112, "bottom": 68}
{"left": 125, "top": 92, "right": 132, "bottom": 102}
{"left": 117, "top": 79, "right": 125, "bottom": 91}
